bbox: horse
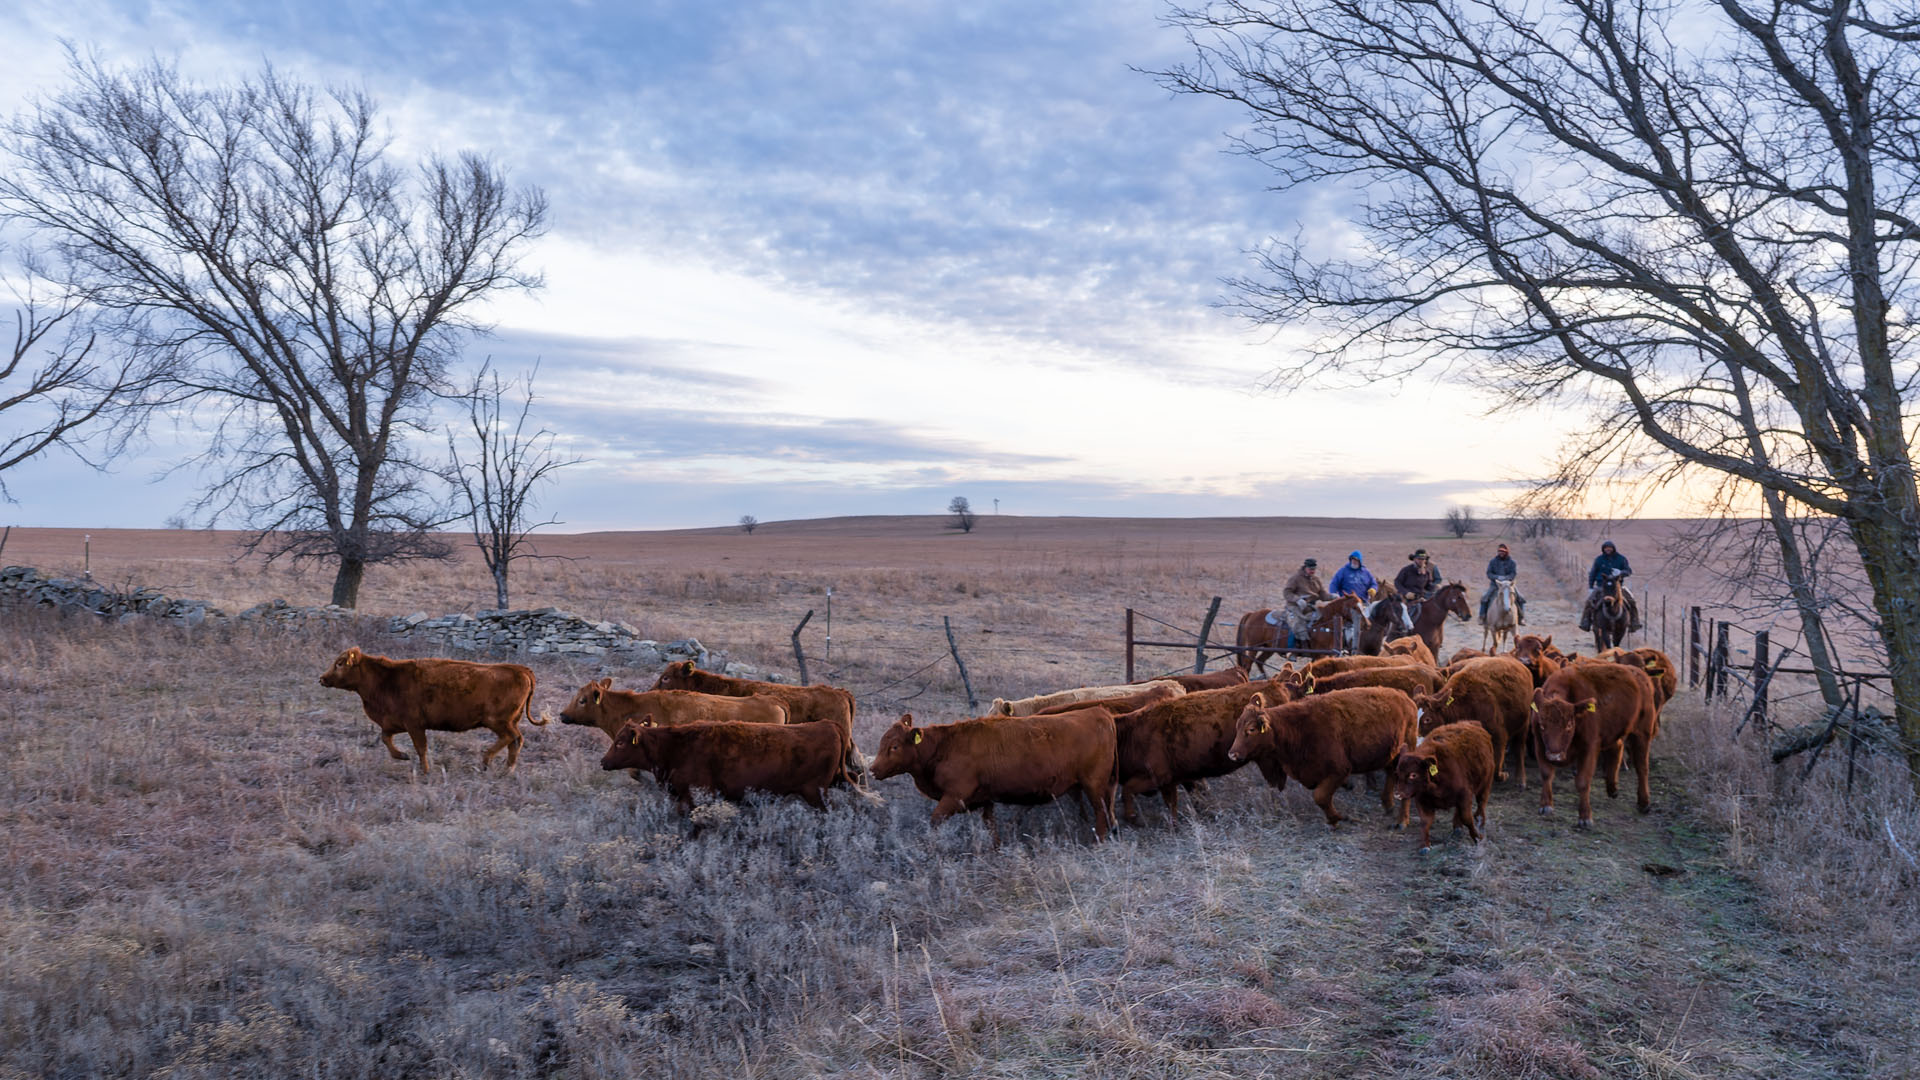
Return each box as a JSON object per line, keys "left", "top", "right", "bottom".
{"left": 1234, "top": 594, "right": 1364, "bottom": 675}
{"left": 1410, "top": 581, "right": 1472, "bottom": 656}
{"left": 1356, "top": 586, "right": 1414, "bottom": 655}
{"left": 1307, "top": 593, "right": 1365, "bottom": 654}
{"left": 1481, "top": 578, "right": 1519, "bottom": 653}
{"left": 1591, "top": 570, "right": 1631, "bottom": 652}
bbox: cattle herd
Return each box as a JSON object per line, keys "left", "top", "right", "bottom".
{"left": 318, "top": 631, "right": 1673, "bottom": 853}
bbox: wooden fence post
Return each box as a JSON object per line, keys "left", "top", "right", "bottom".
{"left": 790, "top": 609, "right": 813, "bottom": 686}
{"left": 1125, "top": 608, "right": 1136, "bottom": 684}
{"left": 1195, "top": 596, "right": 1223, "bottom": 675}
{"left": 1749, "top": 630, "right": 1770, "bottom": 729}
{"left": 944, "top": 615, "right": 979, "bottom": 714}
{"left": 1712, "top": 621, "right": 1731, "bottom": 701}
{"left": 1688, "top": 606, "right": 1702, "bottom": 688}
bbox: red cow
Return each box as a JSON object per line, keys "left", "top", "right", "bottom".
{"left": 1114, "top": 678, "right": 1291, "bottom": 824}
{"left": 1597, "top": 647, "right": 1678, "bottom": 711}
{"left": 1283, "top": 663, "right": 1444, "bottom": 702}
{"left": 319, "top": 647, "right": 542, "bottom": 774}
{"left": 1303, "top": 654, "right": 1425, "bottom": 679}
{"left": 1034, "top": 682, "right": 1184, "bottom": 716}
{"left": 559, "top": 679, "right": 789, "bottom": 739}
{"left": 1228, "top": 687, "right": 1418, "bottom": 827}
{"left": 651, "top": 661, "right": 860, "bottom": 779}
{"left": 1382, "top": 635, "right": 1437, "bottom": 666}
{"left": 870, "top": 709, "right": 1117, "bottom": 841}
{"left": 1531, "top": 662, "right": 1659, "bottom": 827}
{"left": 1392, "top": 721, "right": 1495, "bottom": 852}
{"left": 1413, "top": 655, "right": 1533, "bottom": 787}
{"left": 1511, "top": 634, "right": 1563, "bottom": 689}
{"left": 1139, "top": 667, "right": 1253, "bottom": 692}
{"left": 600, "top": 718, "right": 847, "bottom": 811}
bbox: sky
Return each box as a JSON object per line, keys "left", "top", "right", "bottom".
{"left": 0, "top": 0, "right": 1614, "bottom": 530}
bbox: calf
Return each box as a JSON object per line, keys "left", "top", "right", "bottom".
{"left": 1228, "top": 687, "right": 1418, "bottom": 827}
{"left": 1382, "top": 635, "right": 1437, "bottom": 666}
{"left": 559, "top": 678, "right": 788, "bottom": 739}
{"left": 1034, "top": 682, "right": 1183, "bottom": 717}
{"left": 1284, "top": 664, "right": 1444, "bottom": 702}
{"left": 319, "top": 647, "right": 541, "bottom": 774}
{"left": 990, "top": 680, "right": 1184, "bottom": 717}
{"left": 1303, "top": 653, "right": 1424, "bottom": 680}
{"left": 1511, "top": 634, "right": 1563, "bottom": 689}
{"left": 1114, "top": 678, "right": 1290, "bottom": 824}
{"left": 1393, "top": 721, "right": 1495, "bottom": 852}
{"left": 1414, "top": 655, "right": 1533, "bottom": 787}
{"left": 1597, "top": 647, "right": 1678, "bottom": 711}
{"left": 651, "top": 661, "right": 860, "bottom": 779}
{"left": 600, "top": 719, "right": 846, "bottom": 811}
{"left": 1531, "top": 662, "right": 1659, "bottom": 827}
{"left": 871, "top": 708, "right": 1117, "bottom": 841}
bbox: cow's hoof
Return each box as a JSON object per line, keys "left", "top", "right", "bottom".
{"left": 1576, "top": 818, "right": 1593, "bottom": 830}
{"left": 1418, "top": 845, "right": 1432, "bottom": 855}
{"left": 1450, "top": 826, "right": 1464, "bottom": 837}
{"left": 1496, "top": 770, "right": 1509, "bottom": 781}
{"left": 1391, "top": 821, "right": 1406, "bottom": 831}
{"left": 1637, "top": 802, "right": 1651, "bottom": 815}
{"left": 1537, "top": 806, "right": 1552, "bottom": 817}
{"left": 388, "top": 751, "right": 409, "bottom": 761}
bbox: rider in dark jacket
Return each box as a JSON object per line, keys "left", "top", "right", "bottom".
{"left": 1393, "top": 549, "right": 1441, "bottom": 600}
{"left": 1578, "top": 540, "right": 1641, "bottom": 632}
{"left": 1479, "top": 543, "right": 1525, "bottom": 625}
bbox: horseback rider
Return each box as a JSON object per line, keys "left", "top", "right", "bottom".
{"left": 1479, "top": 542, "right": 1526, "bottom": 625}
{"left": 1393, "top": 549, "right": 1442, "bottom": 602}
{"left": 1270, "top": 557, "right": 1331, "bottom": 639}
{"left": 1329, "top": 550, "right": 1377, "bottom": 599}
{"left": 1577, "top": 539, "right": 1643, "bottom": 633}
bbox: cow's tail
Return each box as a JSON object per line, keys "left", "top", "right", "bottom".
{"left": 523, "top": 688, "right": 550, "bottom": 727}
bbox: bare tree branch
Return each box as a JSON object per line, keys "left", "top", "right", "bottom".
{"left": 446, "top": 359, "right": 581, "bottom": 609}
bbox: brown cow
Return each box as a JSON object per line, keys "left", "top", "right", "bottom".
{"left": 651, "top": 661, "right": 860, "bottom": 778}
{"left": 600, "top": 718, "right": 847, "bottom": 811}
{"left": 1446, "top": 647, "right": 1491, "bottom": 665}
{"left": 1139, "top": 667, "right": 1253, "bottom": 692}
{"left": 1113, "top": 677, "right": 1291, "bottom": 824}
{"left": 871, "top": 709, "right": 1118, "bottom": 841}
{"left": 1510, "top": 634, "right": 1563, "bottom": 689}
{"left": 1597, "top": 647, "right": 1678, "bottom": 710}
{"left": 559, "top": 678, "right": 789, "bottom": 739}
{"left": 1393, "top": 721, "right": 1495, "bottom": 852}
{"left": 1228, "top": 687, "right": 1419, "bottom": 827}
{"left": 1303, "top": 653, "right": 1424, "bottom": 680}
{"left": 319, "top": 647, "right": 542, "bottom": 774}
{"left": 1034, "top": 682, "right": 1184, "bottom": 717}
{"left": 1412, "top": 655, "right": 1532, "bottom": 787}
{"left": 1382, "top": 635, "right": 1437, "bottom": 666}
{"left": 991, "top": 680, "right": 1184, "bottom": 717}
{"left": 1531, "top": 662, "right": 1659, "bottom": 827}
{"left": 1283, "top": 664, "right": 1445, "bottom": 702}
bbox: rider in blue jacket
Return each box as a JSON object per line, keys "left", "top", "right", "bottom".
{"left": 1578, "top": 540, "right": 1642, "bottom": 632}
{"left": 1329, "top": 550, "right": 1377, "bottom": 599}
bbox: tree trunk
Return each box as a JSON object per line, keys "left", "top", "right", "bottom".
{"left": 494, "top": 566, "right": 509, "bottom": 610}
{"left": 331, "top": 557, "right": 366, "bottom": 609}
{"left": 1759, "top": 491, "right": 1847, "bottom": 714}
{"left": 1846, "top": 512, "right": 1920, "bottom": 793}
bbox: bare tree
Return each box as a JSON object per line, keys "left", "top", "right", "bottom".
{"left": 738, "top": 514, "right": 758, "bottom": 534}
{"left": 1443, "top": 506, "right": 1478, "bottom": 539}
{"left": 0, "top": 259, "right": 149, "bottom": 498}
{"left": 0, "top": 57, "right": 546, "bottom": 607}
{"left": 947, "top": 496, "right": 976, "bottom": 533}
{"left": 1163, "top": 1, "right": 1920, "bottom": 790}
{"left": 447, "top": 362, "right": 579, "bottom": 610}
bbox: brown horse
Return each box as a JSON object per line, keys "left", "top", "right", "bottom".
{"left": 1235, "top": 594, "right": 1364, "bottom": 674}
{"left": 1592, "top": 572, "right": 1632, "bottom": 652}
{"left": 1409, "top": 582, "right": 1472, "bottom": 656}
{"left": 1356, "top": 585, "right": 1414, "bottom": 655}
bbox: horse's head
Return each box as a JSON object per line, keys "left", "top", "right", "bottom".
{"left": 1440, "top": 582, "right": 1472, "bottom": 621}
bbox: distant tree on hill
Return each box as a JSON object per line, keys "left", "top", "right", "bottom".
{"left": 1443, "top": 506, "right": 1478, "bottom": 539}
{"left": 948, "top": 496, "right": 976, "bottom": 533}
{"left": 739, "top": 514, "right": 758, "bottom": 534}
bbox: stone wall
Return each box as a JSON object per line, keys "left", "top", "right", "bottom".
{"left": 0, "top": 565, "right": 777, "bottom": 679}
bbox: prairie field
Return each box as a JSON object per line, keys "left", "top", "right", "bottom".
{"left": 1, "top": 516, "right": 1915, "bottom": 1078}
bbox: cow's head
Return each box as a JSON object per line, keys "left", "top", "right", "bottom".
{"left": 1394, "top": 744, "right": 1441, "bottom": 803}
{"left": 599, "top": 718, "right": 659, "bottom": 772}
{"left": 1530, "top": 690, "right": 1595, "bottom": 764}
{"left": 870, "top": 714, "right": 927, "bottom": 779}
{"left": 650, "top": 660, "right": 699, "bottom": 691}
{"left": 1228, "top": 693, "right": 1277, "bottom": 762}
{"left": 560, "top": 677, "right": 616, "bottom": 727}
{"left": 319, "top": 647, "right": 365, "bottom": 688}
{"left": 1411, "top": 691, "right": 1456, "bottom": 735}
{"left": 988, "top": 699, "right": 1013, "bottom": 717}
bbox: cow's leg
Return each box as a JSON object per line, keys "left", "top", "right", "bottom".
{"left": 1600, "top": 740, "right": 1624, "bottom": 798}
{"left": 1121, "top": 787, "right": 1142, "bottom": 827}
{"left": 1312, "top": 775, "right": 1346, "bottom": 827}
{"left": 1490, "top": 725, "right": 1509, "bottom": 782}
{"left": 930, "top": 794, "right": 970, "bottom": 830}
{"left": 1514, "top": 727, "right": 1527, "bottom": 790}
{"left": 1417, "top": 804, "right": 1436, "bottom": 852}
{"left": 480, "top": 726, "right": 516, "bottom": 771}
{"left": 980, "top": 803, "right": 1001, "bottom": 849}
{"left": 1159, "top": 783, "right": 1180, "bottom": 822}
{"left": 800, "top": 785, "right": 827, "bottom": 811}
{"left": 504, "top": 731, "right": 523, "bottom": 771}
{"left": 406, "top": 728, "right": 431, "bottom": 775}
{"left": 1629, "top": 732, "right": 1652, "bottom": 813}
{"left": 1378, "top": 769, "right": 1395, "bottom": 815}
{"left": 1574, "top": 749, "right": 1598, "bottom": 828}
{"left": 380, "top": 729, "right": 410, "bottom": 761}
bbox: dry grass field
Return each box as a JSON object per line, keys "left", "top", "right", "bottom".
{"left": 2, "top": 516, "right": 1915, "bottom": 1078}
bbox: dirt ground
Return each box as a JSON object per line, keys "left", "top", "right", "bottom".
{"left": 1, "top": 517, "right": 1913, "bottom": 1077}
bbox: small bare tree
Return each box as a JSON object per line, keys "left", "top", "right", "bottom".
{"left": 1443, "top": 506, "right": 1479, "bottom": 539}
{"left": 738, "top": 514, "right": 758, "bottom": 534}
{"left": 447, "top": 362, "right": 579, "bottom": 610}
{"left": 948, "top": 496, "right": 976, "bottom": 533}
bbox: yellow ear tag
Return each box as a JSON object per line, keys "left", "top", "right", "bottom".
{"left": 1427, "top": 762, "right": 1438, "bottom": 777}
{"left": 1445, "top": 696, "right": 1454, "bottom": 707}
{"left": 1585, "top": 702, "right": 1598, "bottom": 712}
{"left": 1529, "top": 702, "right": 1538, "bottom": 712}
{"left": 592, "top": 690, "right": 601, "bottom": 705}
{"left": 912, "top": 731, "right": 922, "bottom": 744}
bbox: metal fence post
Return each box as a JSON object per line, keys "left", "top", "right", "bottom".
{"left": 1689, "top": 607, "right": 1702, "bottom": 688}
{"left": 1196, "top": 596, "right": 1222, "bottom": 675}
{"left": 1125, "top": 608, "right": 1136, "bottom": 684}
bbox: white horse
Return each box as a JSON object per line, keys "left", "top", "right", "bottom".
{"left": 1482, "top": 578, "right": 1519, "bottom": 653}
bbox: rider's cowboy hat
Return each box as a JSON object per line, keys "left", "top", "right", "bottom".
{"left": 1303, "top": 558, "right": 1318, "bottom": 567}
{"left": 1409, "top": 548, "right": 1431, "bottom": 559}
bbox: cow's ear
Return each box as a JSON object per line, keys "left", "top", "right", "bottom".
{"left": 899, "top": 713, "right": 914, "bottom": 727}
{"left": 1579, "top": 698, "right": 1598, "bottom": 713}
{"left": 591, "top": 689, "right": 602, "bottom": 705}
{"left": 597, "top": 677, "right": 613, "bottom": 689}
{"left": 681, "top": 660, "right": 695, "bottom": 674}
{"left": 640, "top": 716, "right": 657, "bottom": 728}
{"left": 912, "top": 730, "right": 923, "bottom": 744}
{"left": 1543, "top": 635, "right": 1553, "bottom": 646}
{"left": 344, "top": 648, "right": 360, "bottom": 665}
{"left": 1250, "top": 692, "right": 1266, "bottom": 708}
{"left": 1427, "top": 761, "right": 1439, "bottom": 778}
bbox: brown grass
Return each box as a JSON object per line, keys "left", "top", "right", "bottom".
{"left": 1, "top": 517, "right": 1913, "bottom": 1077}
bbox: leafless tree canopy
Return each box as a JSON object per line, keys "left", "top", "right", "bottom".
{"left": 0, "top": 57, "right": 547, "bottom": 606}
{"left": 738, "top": 514, "right": 758, "bottom": 534}
{"left": 948, "top": 496, "right": 976, "bottom": 533}
{"left": 0, "top": 254, "right": 153, "bottom": 497}
{"left": 1162, "top": 0, "right": 1920, "bottom": 787}
{"left": 447, "top": 362, "right": 579, "bottom": 610}
{"left": 1443, "top": 505, "right": 1479, "bottom": 539}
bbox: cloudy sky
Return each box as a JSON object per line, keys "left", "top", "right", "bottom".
{"left": 0, "top": 0, "right": 1591, "bottom": 530}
